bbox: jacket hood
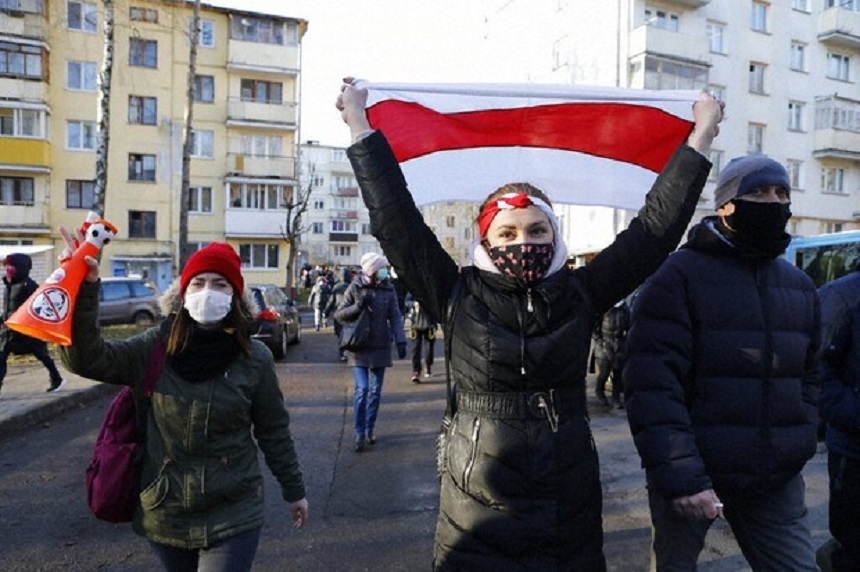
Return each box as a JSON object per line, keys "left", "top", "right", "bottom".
{"left": 158, "top": 277, "right": 259, "bottom": 318}
{"left": 4, "top": 253, "right": 32, "bottom": 281}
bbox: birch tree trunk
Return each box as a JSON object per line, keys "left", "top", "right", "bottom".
{"left": 93, "top": 0, "right": 114, "bottom": 216}
{"left": 178, "top": 0, "right": 201, "bottom": 269}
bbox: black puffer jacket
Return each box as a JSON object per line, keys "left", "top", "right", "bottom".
{"left": 348, "top": 131, "right": 710, "bottom": 570}
{"left": 624, "top": 219, "right": 820, "bottom": 499}
{"left": 1, "top": 253, "right": 47, "bottom": 353}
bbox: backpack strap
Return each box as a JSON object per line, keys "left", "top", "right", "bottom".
{"left": 135, "top": 337, "right": 167, "bottom": 441}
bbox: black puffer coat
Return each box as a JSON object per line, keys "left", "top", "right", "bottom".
{"left": 624, "top": 219, "right": 820, "bottom": 500}
{"left": 1, "top": 253, "right": 48, "bottom": 353}
{"left": 348, "top": 131, "right": 710, "bottom": 570}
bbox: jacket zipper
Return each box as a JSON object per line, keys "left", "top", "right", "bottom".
{"left": 462, "top": 417, "right": 481, "bottom": 488}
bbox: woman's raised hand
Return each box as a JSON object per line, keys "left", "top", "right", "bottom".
{"left": 336, "top": 77, "right": 372, "bottom": 141}
{"left": 687, "top": 91, "right": 724, "bottom": 155}
{"left": 58, "top": 225, "right": 99, "bottom": 283}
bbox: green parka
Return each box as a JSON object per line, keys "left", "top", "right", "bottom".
{"left": 61, "top": 281, "right": 305, "bottom": 548}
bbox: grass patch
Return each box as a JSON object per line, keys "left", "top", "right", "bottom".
{"left": 7, "top": 323, "right": 156, "bottom": 365}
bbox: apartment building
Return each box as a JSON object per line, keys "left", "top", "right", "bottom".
{"left": 0, "top": 0, "right": 306, "bottom": 292}
{"left": 297, "top": 141, "right": 381, "bottom": 270}
{"left": 481, "top": 0, "right": 859, "bottom": 240}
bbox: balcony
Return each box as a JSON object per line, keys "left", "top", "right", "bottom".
{"left": 0, "top": 138, "right": 50, "bottom": 169}
{"left": 628, "top": 24, "right": 709, "bottom": 66}
{"left": 227, "top": 98, "right": 298, "bottom": 129}
{"left": 329, "top": 209, "right": 358, "bottom": 219}
{"left": 818, "top": 7, "right": 860, "bottom": 50}
{"left": 224, "top": 209, "right": 287, "bottom": 238}
{"left": 334, "top": 186, "right": 359, "bottom": 197}
{"left": 227, "top": 39, "right": 299, "bottom": 75}
{"left": 813, "top": 129, "right": 860, "bottom": 161}
{"left": 0, "top": 0, "right": 46, "bottom": 38}
{"left": 0, "top": 79, "right": 46, "bottom": 101}
{"left": 814, "top": 96, "right": 860, "bottom": 161}
{"left": 329, "top": 232, "right": 358, "bottom": 243}
{"left": 227, "top": 153, "right": 296, "bottom": 179}
{"left": 663, "top": 0, "right": 709, "bottom": 6}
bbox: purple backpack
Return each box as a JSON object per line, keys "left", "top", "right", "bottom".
{"left": 86, "top": 338, "right": 166, "bottom": 522}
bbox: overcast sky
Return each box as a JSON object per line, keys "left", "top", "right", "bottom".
{"left": 207, "top": 0, "right": 512, "bottom": 147}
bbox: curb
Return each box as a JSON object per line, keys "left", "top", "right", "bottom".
{"left": 0, "top": 382, "right": 116, "bottom": 440}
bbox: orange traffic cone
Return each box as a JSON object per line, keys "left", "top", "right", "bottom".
{"left": 5, "top": 212, "right": 118, "bottom": 346}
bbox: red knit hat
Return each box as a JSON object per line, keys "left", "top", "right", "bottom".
{"left": 180, "top": 243, "right": 244, "bottom": 294}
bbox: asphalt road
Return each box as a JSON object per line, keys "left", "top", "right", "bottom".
{"left": 0, "top": 323, "right": 832, "bottom": 571}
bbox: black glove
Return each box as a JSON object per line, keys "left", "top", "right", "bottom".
{"left": 397, "top": 342, "right": 407, "bottom": 359}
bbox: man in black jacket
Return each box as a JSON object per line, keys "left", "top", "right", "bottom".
{"left": 624, "top": 156, "right": 820, "bottom": 571}
{"left": 817, "top": 260, "right": 860, "bottom": 571}
{"left": 1, "top": 253, "right": 66, "bottom": 395}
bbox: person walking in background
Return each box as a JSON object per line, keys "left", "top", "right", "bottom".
{"left": 325, "top": 267, "right": 355, "bottom": 362}
{"left": 406, "top": 292, "right": 438, "bottom": 383}
{"left": 334, "top": 252, "right": 407, "bottom": 452}
{"left": 592, "top": 300, "right": 630, "bottom": 409}
{"left": 307, "top": 276, "right": 331, "bottom": 331}
{"left": 816, "top": 259, "right": 860, "bottom": 572}
{"left": 337, "top": 78, "right": 722, "bottom": 570}
{"left": 60, "top": 240, "right": 308, "bottom": 571}
{"left": 623, "top": 155, "right": 820, "bottom": 571}
{"left": 1, "top": 253, "right": 65, "bottom": 395}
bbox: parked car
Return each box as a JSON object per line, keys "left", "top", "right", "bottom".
{"left": 249, "top": 284, "right": 301, "bottom": 359}
{"left": 98, "top": 277, "right": 161, "bottom": 325}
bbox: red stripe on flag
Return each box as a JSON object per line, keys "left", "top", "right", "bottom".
{"left": 367, "top": 100, "right": 693, "bottom": 173}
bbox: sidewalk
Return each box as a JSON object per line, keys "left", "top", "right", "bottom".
{"left": 0, "top": 362, "right": 112, "bottom": 440}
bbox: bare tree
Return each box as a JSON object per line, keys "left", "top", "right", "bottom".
{"left": 281, "top": 164, "right": 315, "bottom": 293}
{"left": 178, "top": 0, "right": 202, "bottom": 269}
{"left": 92, "top": 0, "right": 115, "bottom": 216}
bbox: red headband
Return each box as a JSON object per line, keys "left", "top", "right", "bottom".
{"left": 477, "top": 193, "right": 536, "bottom": 238}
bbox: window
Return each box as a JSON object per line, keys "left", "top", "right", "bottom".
{"left": 751, "top": 1, "right": 768, "bottom": 32}
{"left": 198, "top": 19, "right": 215, "bottom": 47}
{"left": 313, "top": 200, "right": 324, "bottom": 209}
{"left": 0, "top": 42, "right": 44, "bottom": 79}
{"left": 446, "top": 215, "right": 455, "bottom": 228}
{"left": 331, "top": 149, "right": 347, "bottom": 162}
{"left": 129, "top": 6, "right": 157, "bottom": 22}
{"left": 128, "top": 96, "right": 156, "bottom": 125}
{"left": 0, "top": 107, "right": 45, "bottom": 138}
{"left": 331, "top": 220, "right": 356, "bottom": 232}
{"left": 66, "top": 179, "right": 96, "bottom": 209}
{"left": 821, "top": 167, "right": 845, "bottom": 194}
{"left": 193, "top": 75, "right": 214, "bottom": 103}
{"left": 827, "top": 0, "right": 860, "bottom": 10}
{"left": 240, "top": 134, "right": 282, "bottom": 157}
{"left": 190, "top": 130, "right": 214, "bottom": 158}
{"left": 706, "top": 22, "right": 725, "bottom": 54}
{"left": 790, "top": 42, "right": 806, "bottom": 72}
{"left": 814, "top": 96, "right": 860, "bottom": 132}
{"left": 231, "top": 16, "right": 285, "bottom": 45}
{"left": 68, "top": 0, "right": 97, "bottom": 32}
{"left": 129, "top": 39, "right": 157, "bottom": 68}
{"left": 362, "top": 223, "right": 371, "bottom": 235}
{"left": 708, "top": 149, "right": 724, "bottom": 181}
{"left": 788, "top": 101, "right": 805, "bottom": 132}
{"left": 786, "top": 160, "right": 803, "bottom": 190}
{"left": 239, "top": 243, "right": 279, "bottom": 269}
{"left": 0, "top": 0, "right": 44, "bottom": 13}
{"left": 827, "top": 53, "right": 850, "bottom": 81}
{"left": 641, "top": 57, "right": 708, "bottom": 90}
{"left": 240, "top": 79, "right": 283, "bottom": 104}
{"left": 823, "top": 221, "right": 845, "bottom": 234}
{"left": 128, "top": 153, "right": 156, "bottom": 181}
{"left": 229, "top": 182, "right": 289, "bottom": 209}
{"left": 0, "top": 176, "right": 34, "bottom": 206}
{"left": 311, "top": 222, "right": 323, "bottom": 234}
{"left": 749, "top": 62, "right": 766, "bottom": 93}
{"left": 333, "top": 246, "right": 352, "bottom": 257}
{"left": 67, "top": 60, "right": 97, "bottom": 90}
{"left": 128, "top": 211, "right": 156, "bottom": 238}
{"left": 792, "top": 0, "right": 810, "bottom": 10}
{"left": 748, "top": 123, "right": 764, "bottom": 153}
{"left": 188, "top": 186, "right": 212, "bottom": 213}
{"left": 645, "top": 8, "right": 679, "bottom": 31}
{"left": 67, "top": 120, "right": 96, "bottom": 150}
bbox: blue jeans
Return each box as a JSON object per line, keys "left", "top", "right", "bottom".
{"left": 353, "top": 366, "right": 385, "bottom": 437}
{"left": 148, "top": 527, "right": 261, "bottom": 572}
{"left": 649, "top": 473, "right": 817, "bottom": 571}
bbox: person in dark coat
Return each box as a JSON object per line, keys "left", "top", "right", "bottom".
{"left": 592, "top": 300, "right": 630, "bottom": 408}
{"left": 816, "top": 259, "right": 860, "bottom": 571}
{"left": 337, "top": 79, "right": 722, "bottom": 570}
{"left": 334, "top": 252, "right": 407, "bottom": 452}
{"left": 307, "top": 276, "right": 331, "bottom": 331}
{"left": 624, "top": 155, "right": 820, "bottom": 571}
{"left": 406, "top": 292, "right": 438, "bottom": 383}
{"left": 1, "top": 253, "right": 65, "bottom": 394}
{"left": 325, "top": 268, "right": 355, "bottom": 362}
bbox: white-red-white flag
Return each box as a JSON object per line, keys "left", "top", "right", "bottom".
{"left": 359, "top": 81, "right": 698, "bottom": 209}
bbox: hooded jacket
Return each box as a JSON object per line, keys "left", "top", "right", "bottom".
{"left": 624, "top": 219, "right": 820, "bottom": 499}
{"left": 347, "top": 130, "right": 711, "bottom": 570}
{"left": 1, "top": 253, "right": 46, "bottom": 351}
{"left": 60, "top": 280, "right": 305, "bottom": 548}
{"left": 334, "top": 275, "right": 405, "bottom": 368}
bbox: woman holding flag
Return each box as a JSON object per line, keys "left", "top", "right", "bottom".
{"left": 337, "top": 79, "right": 722, "bottom": 570}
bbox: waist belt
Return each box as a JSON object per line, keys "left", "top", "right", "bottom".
{"left": 455, "top": 386, "right": 579, "bottom": 432}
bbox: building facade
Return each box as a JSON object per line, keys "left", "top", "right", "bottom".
{"left": 482, "top": 0, "right": 859, "bottom": 241}
{"left": 0, "top": 0, "right": 306, "bottom": 292}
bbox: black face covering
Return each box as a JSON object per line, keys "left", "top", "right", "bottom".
{"left": 488, "top": 243, "right": 555, "bottom": 285}
{"left": 722, "top": 200, "right": 792, "bottom": 258}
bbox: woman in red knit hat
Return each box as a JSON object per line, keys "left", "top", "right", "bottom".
{"left": 60, "top": 239, "right": 309, "bottom": 572}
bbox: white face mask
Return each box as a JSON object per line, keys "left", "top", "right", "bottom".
{"left": 183, "top": 289, "right": 232, "bottom": 325}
